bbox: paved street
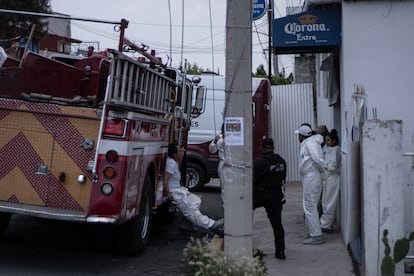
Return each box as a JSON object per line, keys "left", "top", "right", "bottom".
{"left": 0, "top": 185, "right": 222, "bottom": 275}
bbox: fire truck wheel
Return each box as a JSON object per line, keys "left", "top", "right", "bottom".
{"left": 0, "top": 212, "right": 11, "bottom": 236}
{"left": 116, "top": 175, "right": 153, "bottom": 256}
{"left": 186, "top": 162, "right": 206, "bottom": 192}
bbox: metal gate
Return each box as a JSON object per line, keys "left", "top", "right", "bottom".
{"left": 270, "top": 83, "right": 314, "bottom": 181}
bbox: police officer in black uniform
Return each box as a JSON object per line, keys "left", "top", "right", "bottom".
{"left": 253, "top": 138, "right": 287, "bottom": 260}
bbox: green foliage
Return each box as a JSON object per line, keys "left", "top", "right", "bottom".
{"left": 272, "top": 76, "right": 291, "bottom": 85}
{"left": 381, "top": 229, "right": 414, "bottom": 276}
{"left": 0, "top": 0, "right": 50, "bottom": 48}
{"left": 409, "top": 232, "right": 414, "bottom": 241}
{"left": 185, "top": 62, "right": 204, "bottom": 75}
{"left": 394, "top": 238, "right": 410, "bottom": 263}
{"left": 182, "top": 236, "right": 268, "bottom": 276}
{"left": 252, "top": 64, "right": 292, "bottom": 85}
{"left": 381, "top": 255, "right": 395, "bottom": 276}
{"left": 254, "top": 64, "right": 267, "bottom": 76}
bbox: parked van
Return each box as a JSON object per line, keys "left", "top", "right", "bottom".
{"left": 186, "top": 73, "right": 271, "bottom": 191}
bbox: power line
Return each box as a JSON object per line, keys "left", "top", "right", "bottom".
{"left": 253, "top": 21, "right": 268, "bottom": 63}
{"left": 128, "top": 21, "right": 224, "bottom": 29}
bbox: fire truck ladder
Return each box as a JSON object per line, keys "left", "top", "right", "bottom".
{"left": 105, "top": 51, "right": 174, "bottom": 115}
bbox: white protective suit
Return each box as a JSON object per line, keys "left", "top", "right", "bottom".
{"left": 165, "top": 157, "right": 215, "bottom": 229}
{"left": 320, "top": 145, "right": 341, "bottom": 229}
{"left": 209, "top": 134, "right": 225, "bottom": 203}
{"left": 0, "top": 47, "right": 7, "bottom": 68}
{"left": 299, "top": 134, "right": 325, "bottom": 237}
{"left": 209, "top": 134, "right": 225, "bottom": 177}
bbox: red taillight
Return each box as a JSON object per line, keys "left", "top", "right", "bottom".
{"left": 106, "top": 150, "right": 119, "bottom": 163}
{"left": 104, "top": 118, "right": 126, "bottom": 137}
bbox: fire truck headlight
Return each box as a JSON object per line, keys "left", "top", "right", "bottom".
{"left": 101, "top": 183, "right": 113, "bottom": 196}
{"left": 103, "top": 166, "right": 116, "bottom": 179}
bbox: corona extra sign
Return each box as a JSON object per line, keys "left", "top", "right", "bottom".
{"left": 272, "top": 5, "right": 341, "bottom": 53}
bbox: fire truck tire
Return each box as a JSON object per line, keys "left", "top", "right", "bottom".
{"left": 186, "top": 162, "right": 206, "bottom": 192}
{"left": 0, "top": 212, "right": 11, "bottom": 236}
{"left": 116, "top": 175, "right": 153, "bottom": 256}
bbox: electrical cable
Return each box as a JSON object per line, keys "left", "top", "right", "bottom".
{"left": 253, "top": 21, "right": 268, "bottom": 63}
{"left": 208, "top": 0, "right": 217, "bottom": 133}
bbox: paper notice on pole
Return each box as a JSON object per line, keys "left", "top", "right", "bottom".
{"left": 224, "top": 117, "right": 244, "bottom": 146}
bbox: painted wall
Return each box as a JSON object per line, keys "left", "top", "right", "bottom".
{"left": 341, "top": 1, "right": 414, "bottom": 152}
{"left": 361, "top": 120, "right": 405, "bottom": 276}
{"left": 315, "top": 53, "right": 335, "bottom": 131}
{"left": 340, "top": 1, "right": 414, "bottom": 275}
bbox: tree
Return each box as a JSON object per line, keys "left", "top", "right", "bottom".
{"left": 185, "top": 62, "right": 204, "bottom": 75}
{"left": 0, "top": 0, "right": 51, "bottom": 49}
{"left": 254, "top": 64, "right": 267, "bottom": 77}
{"left": 252, "top": 64, "right": 292, "bottom": 85}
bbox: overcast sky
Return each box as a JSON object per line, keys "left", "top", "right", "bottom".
{"left": 51, "top": 0, "right": 300, "bottom": 75}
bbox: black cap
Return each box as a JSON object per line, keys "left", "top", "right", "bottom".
{"left": 262, "top": 138, "right": 274, "bottom": 149}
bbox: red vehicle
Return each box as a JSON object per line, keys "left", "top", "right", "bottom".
{"left": 185, "top": 74, "right": 271, "bottom": 191}
{"left": 0, "top": 18, "right": 204, "bottom": 255}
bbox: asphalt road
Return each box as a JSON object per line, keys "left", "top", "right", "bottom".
{"left": 0, "top": 182, "right": 222, "bottom": 275}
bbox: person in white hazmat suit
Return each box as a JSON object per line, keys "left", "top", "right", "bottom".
{"left": 209, "top": 124, "right": 225, "bottom": 204}
{"left": 164, "top": 143, "right": 223, "bottom": 235}
{"left": 295, "top": 124, "right": 326, "bottom": 244}
{"left": 320, "top": 129, "right": 341, "bottom": 232}
{"left": 208, "top": 124, "right": 225, "bottom": 179}
{"left": 0, "top": 47, "right": 7, "bottom": 68}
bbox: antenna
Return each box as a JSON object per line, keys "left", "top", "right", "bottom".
{"left": 180, "top": 0, "right": 185, "bottom": 70}
{"left": 168, "top": 0, "right": 173, "bottom": 66}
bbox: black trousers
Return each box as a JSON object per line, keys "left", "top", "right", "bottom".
{"left": 263, "top": 201, "right": 285, "bottom": 252}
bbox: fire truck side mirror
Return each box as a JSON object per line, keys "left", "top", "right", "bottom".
{"left": 191, "top": 86, "right": 206, "bottom": 118}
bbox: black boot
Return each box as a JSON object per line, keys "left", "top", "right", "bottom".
{"left": 275, "top": 250, "right": 286, "bottom": 260}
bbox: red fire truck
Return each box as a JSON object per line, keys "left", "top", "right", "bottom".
{"left": 0, "top": 18, "right": 205, "bottom": 255}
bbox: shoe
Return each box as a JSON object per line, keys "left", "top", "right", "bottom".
{"left": 303, "top": 235, "right": 325, "bottom": 245}
{"left": 275, "top": 250, "right": 286, "bottom": 260}
{"left": 211, "top": 218, "right": 224, "bottom": 229}
{"left": 210, "top": 225, "right": 224, "bottom": 236}
{"left": 321, "top": 227, "right": 333, "bottom": 233}
{"left": 209, "top": 218, "right": 224, "bottom": 236}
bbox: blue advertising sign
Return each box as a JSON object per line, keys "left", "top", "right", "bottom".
{"left": 252, "top": 0, "right": 267, "bottom": 21}
{"left": 272, "top": 5, "right": 341, "bottom": 52}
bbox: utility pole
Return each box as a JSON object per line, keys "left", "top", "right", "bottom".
{"left": 223, "top": 0, "right": 253, "bottom": 257}
{"left": 267, "top": 0, "right": 272, "bottom": 82}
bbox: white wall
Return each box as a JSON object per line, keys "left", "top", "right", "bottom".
{"left": 315, "top": 53, "right": 335, "bottom": 131}
{"left": 341, "top": 1, "right": 414, "bottom": 152}
{"left": 340, "top": 1, "right": 414, "bottom": 274}
{"left": 361, "top": 120, "right": 405, "bottom": 276}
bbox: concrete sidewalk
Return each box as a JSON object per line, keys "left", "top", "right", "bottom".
{"left": 253, "top": 181, "right": 356, "bottom": 275}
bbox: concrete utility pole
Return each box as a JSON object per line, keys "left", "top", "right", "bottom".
{"left": 223, "top": 0, "right": 253, "bottom": 257}
{"left": 267, "top": 0, "right": 272, "bottom": 82}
